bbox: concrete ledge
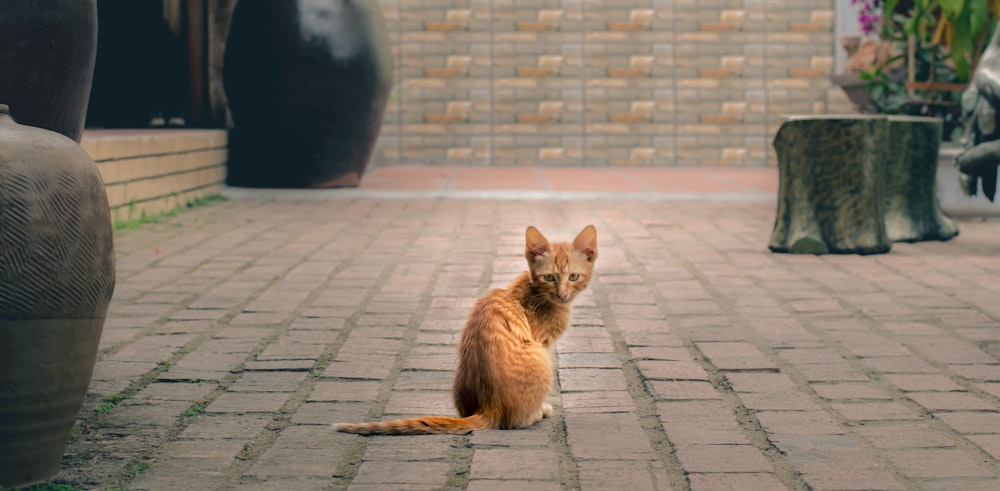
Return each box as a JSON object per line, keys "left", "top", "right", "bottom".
{"left": 81, "top": 129, "right": 227, "bottom": 221}
{"left": 938, "top": 145, "right": 1000, "bottom": 217}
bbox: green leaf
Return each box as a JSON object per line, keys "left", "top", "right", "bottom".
{"left": 939, "top": 0, "right": 964, "bottom": 17}
{"left": 970, "top": 0, "right": 989, "bottom": 37}
{"left": 883, "top": 0, "right": 901, "bottom": 36}
{"left": 950, "top": 5, "right": 976, "bottom": 80}
{"left": 910, "top": 0, "right": 940, "bottom": 39}
{"left": 902, "top": 0, "right": 923, "bottom": 35}
{"left": 885, "top": 0, "right": 900, "bottom": 16}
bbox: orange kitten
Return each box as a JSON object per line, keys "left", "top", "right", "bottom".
{"left": 333, "top": 225, "right": 598, "bottom": 435}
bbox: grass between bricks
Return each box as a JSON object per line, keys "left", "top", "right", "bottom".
{"left": 95, "top": 391, "right": 131, "bottom": 414}
{"left": 181, "top": 403, "right": 207, "bottom": 419}
{"left": 113, "top": 194, "right": 228, "bottom": 231}
{"left": 19, "top": 484, "right": 85, "bottom": 491}
{"left": 123, "top": 461, "right": 151, "bottom": 477}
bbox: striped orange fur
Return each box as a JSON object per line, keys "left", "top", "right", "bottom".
{"left": 333, "top": 225, "right": 598, "bottom": 436}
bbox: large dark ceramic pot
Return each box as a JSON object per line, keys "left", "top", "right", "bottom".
{"left": 0, "top": 0, "right": 98, "bottom": 142}
{"left": 0, "top": 105, "right": 116, "bottom": 488}
{"left": 224, "top": 0, "right": 394, "bottom": 188}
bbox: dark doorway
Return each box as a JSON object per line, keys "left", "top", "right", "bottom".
{"left": 86, "top": 0, "right": 214, "bottom": 129}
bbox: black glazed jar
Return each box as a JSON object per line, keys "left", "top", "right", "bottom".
{"left": 224, "top": 0, "right": 394, "bottom": 188}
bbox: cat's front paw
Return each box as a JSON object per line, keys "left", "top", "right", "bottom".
{"left": 542, "top": 403, "right": 553, "bottom": 418}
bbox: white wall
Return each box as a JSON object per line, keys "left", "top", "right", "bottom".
{"left": 834, "top": 0, "right": 864, "bottom": 73}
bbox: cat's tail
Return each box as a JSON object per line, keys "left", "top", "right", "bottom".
{"left": 332, "top": 414, "right": 489, "bottom": 435}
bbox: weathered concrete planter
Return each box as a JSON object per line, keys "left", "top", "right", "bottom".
{"left": 769, "top": 115, "right": 892, "bottom": 255}
{"left": 883, "top": 116, "right": 958, "bottom": 242}
{"left": 770, "top": 115, "right": 960, "bottom": 255}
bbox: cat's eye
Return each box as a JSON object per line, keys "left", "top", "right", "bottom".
{"left": 569, "top": 273, "right": 580, "bottom": 281}
{"left": 543, "top": 274, "right": 556, "bottom": 282}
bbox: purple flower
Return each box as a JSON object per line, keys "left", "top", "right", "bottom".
{"left": 854, "top": 0, "right": 883, "bottom": 35}
{"left": 859, "top": 13, "right": 881, "bottom": 34}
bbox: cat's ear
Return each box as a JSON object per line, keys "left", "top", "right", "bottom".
{"left": 573, "top": 225, "right": 598, "bottom": 262}
{"left": 525, "top": 226, "right": 550, "bottom": 261}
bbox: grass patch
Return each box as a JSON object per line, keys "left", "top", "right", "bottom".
{"left": 21, "top": 484, "right": 84, "bottom": 491}
{"left": 123, "top": 461, "right": 150, "bottom": 477}
{"left": 309, "top": 360, "right": 329, "bottom": 378}
{"left": 95, "top": 401, "right": 116, "bottom": 414}
{"left": 105, "top": 393, "right": 129, "bottom": 404}
{"left": 95, "top": 391, "right": 132, "bottom": 414}
{"left": 113, "top": 194, "right": 227, "bottom": 231}
{"left": 182, "top": 403, "right": 206, "bottom": 419}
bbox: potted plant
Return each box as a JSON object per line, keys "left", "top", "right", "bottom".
{"left": 854, "top": 0, "right": 1000, "bottom": 140}
{"left": 832, "top": 34, "right": 899, "bottom": 108}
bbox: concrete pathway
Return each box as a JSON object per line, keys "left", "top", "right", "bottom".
{"left": 57, "top": 166, "right": 1000, "bottom": 490}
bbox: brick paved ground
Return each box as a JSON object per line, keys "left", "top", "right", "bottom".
{"left": 55, "top": 168, "right": 1000, "bottom": 490}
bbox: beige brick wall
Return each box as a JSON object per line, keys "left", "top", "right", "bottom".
{"left": 81, "top": 129, "right": 227, "bottom": 222}
{"left": 372, "top": 0, "right": 841, "bottom": 167}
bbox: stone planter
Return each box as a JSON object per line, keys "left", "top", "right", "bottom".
{"left": 0, "top": 104, "right": 115, "bottom": 488}
{"left": 770, "top": 115, "right": 960, "bottom": 254}
{"left": 883, "top": 116, "right": 958, "bottom": 242}
{"left": 223, "top": 0, "right": 394, "bottom": 188}
{"left": 769, "top": 115, "right": 892, "bottom": 254}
